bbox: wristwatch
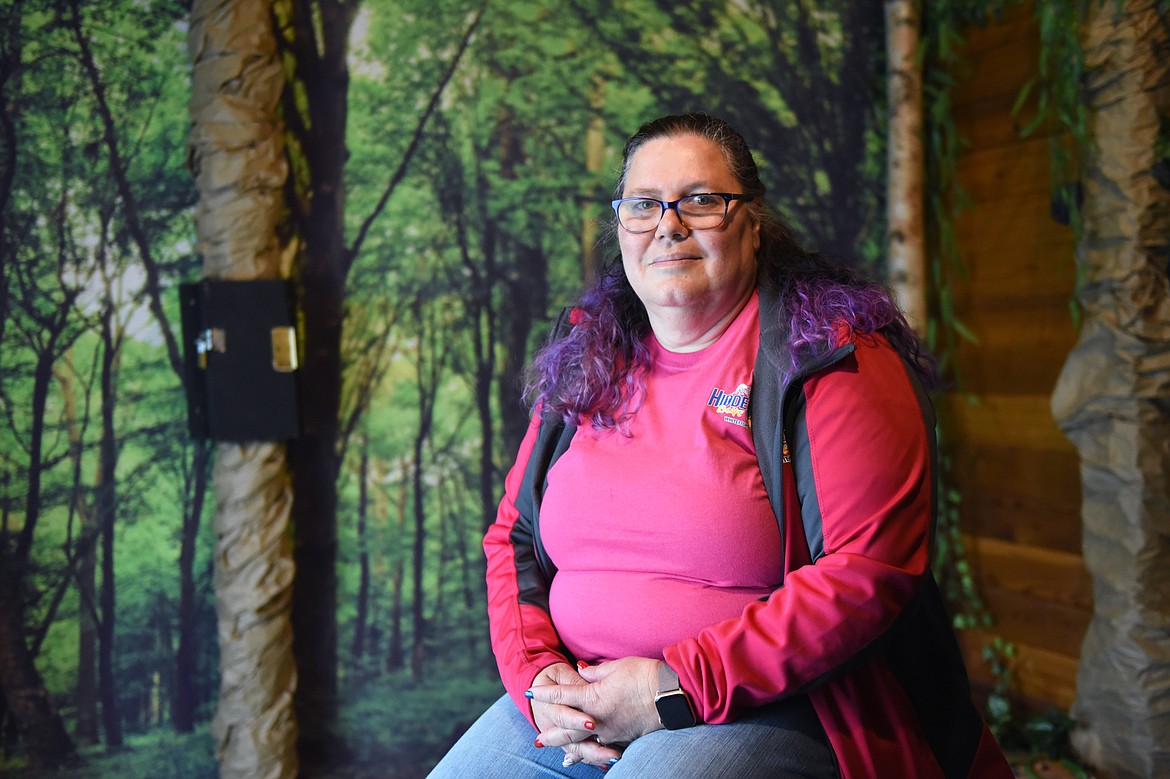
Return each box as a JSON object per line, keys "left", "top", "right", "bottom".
{"left": 654, "top": 663, "right": 697, "bottom": 730}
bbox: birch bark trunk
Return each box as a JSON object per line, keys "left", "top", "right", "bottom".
{"left": 187, "top": 2, "right": 298, "bottom": 777}
{"left": 884, "top": 0, "right": 927, "bottom": 334}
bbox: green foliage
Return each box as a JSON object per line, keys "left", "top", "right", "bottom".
{"left": 998, "top": 708, "right": 1083, "bottom": 762}
{"left": 329, "top": 655, "right": 503, "bottom": 778}
{"left": 1, "top": 0, "right": 214, "bottom": 757}
{"left": 0, "top": 727, "right": 218, "bottom": 778}
{"left": 1017, "top": 0, "right": 1089, "bottom": 326}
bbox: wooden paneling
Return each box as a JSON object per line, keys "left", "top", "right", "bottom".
{"left": 960, "top": 631, "right": 1081, "bottom": 711}
{"left": 965, "top": 535, "right": 1092, "bottom": 638}
{"left": 942, "top": 2, "right": 1089, "bottom": 714}
{"left": 940, "top": 393, "right": 1071, "bottom": 452}
{"left": 956, "top": 134, "right": 1058, "bottom": 202}
{"left": 948, "top": 445, "right": 1083, "bottom": 553}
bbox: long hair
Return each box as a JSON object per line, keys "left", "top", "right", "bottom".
{"left": 526, "top": 113, "right": 934, "bottom": 429}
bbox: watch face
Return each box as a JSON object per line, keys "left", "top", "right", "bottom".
{"left": 656, "top": 691, "right": 695, "bottom": 730}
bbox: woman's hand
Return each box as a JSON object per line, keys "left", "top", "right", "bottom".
{"left": 528, "top": 657, "right": 664, "bottom": 750}
{"left": 528, "top": 662, "right": 624, "bottom": 768}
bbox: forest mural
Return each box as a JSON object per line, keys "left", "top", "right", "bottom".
{"left": 0, "top": 0, "right": 888, "bottom": 776}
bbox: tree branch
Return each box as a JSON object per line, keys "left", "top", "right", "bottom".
{"left": 345, "top": 4, "right": 485, "bottom": 269}
{"left": 65, "top": 0, "right": 185, "bottom": 380}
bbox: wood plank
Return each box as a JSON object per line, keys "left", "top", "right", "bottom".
{"left": 938, "top": 393, "right": 1076, "bottom": 453}
{"left": 980, "top": 584, "right": 1091, "bottom": 656}
{"left": 944, "top": 1, "right": 1087, "bottom": 717}
{"left": 1012, "top": 643, "right": 1081, "bottom": 712}
{"left": 960, "top": 495, "right": 1083, "bottom": 555}
{"left": 955, "top": 134, "right": 1060, "bottom": 203}
{"left": 951, "top": 91, "right": 1051, "bottom": 154}
{"left": 949, "top": 296, "right": 1078, "bottom": 348}
{"left": 959, "top": 631, "right": 1081, "bottom": 711}
{"left": 948, "top": 234, "right": 1077, "bottom": 303}
{"left": 964, "top": 534, "right": 1093, "bottom": 612}
{"left": 952, "top": 187, "right": 1074, "bottom": 256}
{"left": 951, "top": 28, "right": 1040, "bottom": 110}
{"left": 949, "top": 315, "right": 1078, "bottom": 395}
{"left": 947, "top": 446, "right": 1082, "bottom": 553}
{"left": 954, "top": 3, "right": 1036, "bottom": 57}
{"left": 950, "top": 4, "right": 1038, "bottom": 105}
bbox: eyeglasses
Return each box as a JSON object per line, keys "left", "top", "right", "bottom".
{"left": 610, "top": 193, "right": 753, "bottom": 233}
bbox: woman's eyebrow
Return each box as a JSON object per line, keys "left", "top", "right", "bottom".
{"left": 623, "top": 182, "right": 718, "bottom": 197}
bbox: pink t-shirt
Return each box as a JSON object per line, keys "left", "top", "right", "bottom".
{"left": 540, "top": 293, "right": 782, "bottom": 662}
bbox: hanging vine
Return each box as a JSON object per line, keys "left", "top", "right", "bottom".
{"left": 919, "top": 0, "right": 1019, "bottom": 732}
{"left": 919, "top": 0, "right": 1090, "bottom": 744}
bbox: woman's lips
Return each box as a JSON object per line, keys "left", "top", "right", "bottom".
{"left": 649, "top": 253, "right": 700, "bottom": 265}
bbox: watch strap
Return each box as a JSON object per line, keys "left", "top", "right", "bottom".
{"left": 654, "top": 662, "right": 697, "bottom": 729}
{"left": 657, "top": 662, "right": 681, "bottom": 694}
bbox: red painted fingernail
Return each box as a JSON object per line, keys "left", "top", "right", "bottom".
{"left": 577, "top": 660, "right": 588, "bottom": 670}
{"left": 534, "top": 739, "right": 544, "bottom": 748}
{"left": 584, "top": 721, "right": 595, "bottom": 730}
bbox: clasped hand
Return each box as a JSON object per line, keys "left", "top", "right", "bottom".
{"left": 527, "top": 657, "right": 664, "bottom": 768}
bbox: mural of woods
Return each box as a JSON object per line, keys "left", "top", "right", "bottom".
{"left": 0, "top": 0, "right": 890, "bottom": 776}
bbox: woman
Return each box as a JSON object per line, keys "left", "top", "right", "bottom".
{"left": 430, "top": 113, "right": 1013, "bottom": 777}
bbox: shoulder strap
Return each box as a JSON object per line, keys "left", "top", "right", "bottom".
{"left": 512, "top": 307, "right": 579, "bottom": 584}
{"left": 753, "top": 292, "right": 854, "bottom": 562}
{"left": 750, "top": 292, "right": 791, "bottom": 524}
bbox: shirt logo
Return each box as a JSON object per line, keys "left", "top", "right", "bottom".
{"left": 707, "top": 383, "right": 750, "bottom": 428}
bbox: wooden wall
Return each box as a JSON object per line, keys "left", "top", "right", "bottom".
{"left": 940, "top": 3, "right": 1090, "bottom": 712}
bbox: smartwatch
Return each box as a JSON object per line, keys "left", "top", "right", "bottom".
{"left": 654, "top": 663, "right": 698, "bottom": 730}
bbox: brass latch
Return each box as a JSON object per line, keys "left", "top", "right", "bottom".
{"left": 270, "top": 327, "right": 298, "bottom": 373}
{"left": 194, "top": 328, "right": 226, "bottom": 369}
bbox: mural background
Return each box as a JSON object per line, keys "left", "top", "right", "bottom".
{"left": 0, "top": 0, "right": 886, "bottom": 775}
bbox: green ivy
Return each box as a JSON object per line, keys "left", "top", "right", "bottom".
{"left": 920, "top": 0, "right": 1089, "bottom": 747}
{"left": 920, "top": 2, "right": 1018, "bottom": 717}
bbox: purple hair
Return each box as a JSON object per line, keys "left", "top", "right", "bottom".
{"left": 525, "top": 113, "right": 936, "bottom": 429}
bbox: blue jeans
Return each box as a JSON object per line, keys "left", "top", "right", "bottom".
{"left": 427, "top": 693, "right": 840, "bottom": 778}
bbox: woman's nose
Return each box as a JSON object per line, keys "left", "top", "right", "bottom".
{"left": 656, "top": 204, "right": 690, "bottom": 240}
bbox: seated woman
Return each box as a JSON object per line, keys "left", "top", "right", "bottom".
{"left": 429, "top": 112, "right": 1013, "bottom": 778}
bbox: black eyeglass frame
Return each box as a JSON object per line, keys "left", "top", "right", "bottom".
{"left": 609, "top": 192, "right": 754, "bottom": 233}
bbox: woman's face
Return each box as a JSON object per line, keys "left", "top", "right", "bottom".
{"left": 618, "top": 134, "right": 760, "bottom": 328}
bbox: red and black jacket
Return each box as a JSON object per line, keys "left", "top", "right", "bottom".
{"left": 484, "top": 292, "right": 1013, "bottom": 778}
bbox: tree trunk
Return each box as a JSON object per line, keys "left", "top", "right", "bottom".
{"left": 580, "top": 75, "right": 607, "bottom": 284}
{"left": 494, "top": 109, "right": 548, "bottom": 457}
{"left": 95, "top": 310, "right": 124, "bottom": 750}
{"left": 351, "top": 440, "right": 371, "bottom": 664}
{"left": 884, "top": 0, "right": 927, "bottom": 333}
{"left": 76, "top": 511, "right": 99, "bottom": 746}
{"left": 410, "top": 339, "right": 435, "bottom": 681}
{"left": 387, "top": 562, "right": 406, "bottom": 672}
{"left": 0, "top": 345, "right": 77, "bottom": 768}
{"left": 153, "top": 593, "right": 173, "bottom": 728}
{"left": 187, "top": 1, "right": 298, "bottom": 777}
{"left": 0, "top": 587, "right": 75, "bottom": 769}
{"left": 466, "top": 155, "right": 499, "bottom": 539}
{"left": 387, "top": 459, "right": 409, "bottom": 672}
{"left": 55, "top": 357, "right": 100, "bottom": 745}
{"left": 1051, "top": 3, "right": 1170, "bottom": 777}
{"left": 276, "top": 1, "right": 357, "bottom": 760}
{"left": 173, "top": 441, "right": 209, "bottom": 733}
